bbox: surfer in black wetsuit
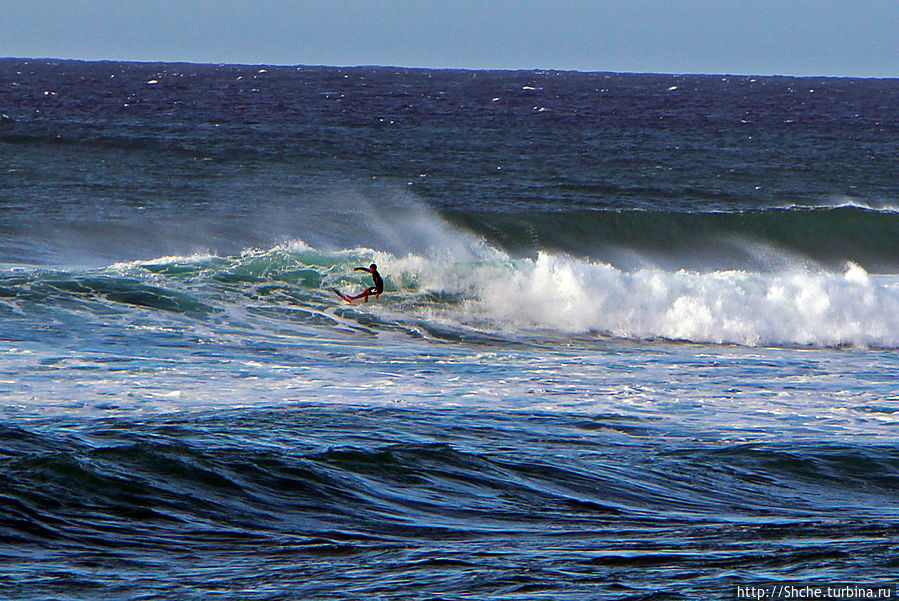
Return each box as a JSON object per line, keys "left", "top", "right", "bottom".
{"left": 352, "top": 263, "right": 383, "bottom": 302}
{"left": 330, "top": 263, "right": 384, "bottom": 303}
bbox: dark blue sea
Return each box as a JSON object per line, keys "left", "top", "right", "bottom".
{"left": 1, "top": 59, "right": 898, "bottom": 600}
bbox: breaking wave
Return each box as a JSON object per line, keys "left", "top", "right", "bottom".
{"left": 3, "top": 234, "right": 898, "bottom": 349}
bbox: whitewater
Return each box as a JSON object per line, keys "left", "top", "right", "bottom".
{"left": 4, "top": 218, "right": 899, "bottom": 422}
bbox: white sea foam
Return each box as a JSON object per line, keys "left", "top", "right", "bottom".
{"left": 783, "top": 195, "right": 899, "bottom": 213}
{"left": 397, "top": 250, "right": 899, "bottom": 348}
{"left": 95, "top": 187, "right": 899, "bottom": 350}
{"left": 109, "top": 252, "right": 219, "bottom": 271}
{"left": 279, "top": 194, "right": 899, "bottom": 349}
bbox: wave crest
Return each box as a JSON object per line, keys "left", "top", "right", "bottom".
{"left": 405, "top": 251, "right": 899, "bottom": 348}
{"left": 5, "top": 232, "right": 899, "bottom": 349}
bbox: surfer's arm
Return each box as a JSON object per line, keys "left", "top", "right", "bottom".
{"left": 353, "top": 266, "right": 371, "bottom": 273}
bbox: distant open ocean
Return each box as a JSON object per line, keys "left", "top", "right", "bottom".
{"left": 1, "top": 59, "right": 898, "bottom": 600}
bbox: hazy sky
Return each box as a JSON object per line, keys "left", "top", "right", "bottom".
{"left": 3, "top": 0, "right": 896, "bottom": 77}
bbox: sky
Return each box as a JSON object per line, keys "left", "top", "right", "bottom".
{"left": 2, "top": 0, "right": 896, "bottom": 77}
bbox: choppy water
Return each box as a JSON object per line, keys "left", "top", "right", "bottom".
{"left": 1, "top": 59, "right": 898, "bottom": 599}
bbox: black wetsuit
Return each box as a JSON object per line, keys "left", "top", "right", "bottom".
{"left": 370, "top": 268, "right": 384, "bottom": 295}
{"left": 354, "top": 264, "right": 383, "bottom": 298}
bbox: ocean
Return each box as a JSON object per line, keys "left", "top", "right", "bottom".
{"left": 1, "top": 59, "right": 897, "bottom": 600}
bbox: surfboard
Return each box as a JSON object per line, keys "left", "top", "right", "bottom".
{"left": 331, "top": 288, "right": 355, "bottom": 303}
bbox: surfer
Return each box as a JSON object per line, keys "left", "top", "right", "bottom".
{"left": 332, "top": 263, "right": 383, "bottom": 303}
{"left": 353, "top": 263, "right": 383, "bottom": 302}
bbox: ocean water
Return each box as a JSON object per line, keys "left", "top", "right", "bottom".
{"left": 1, "top": 59, "right": 898, "bottom": 599}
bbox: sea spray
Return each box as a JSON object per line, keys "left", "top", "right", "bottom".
{"left": 397, "top": 251, "right": 899, "bottom": 347}
{"left": 8, "top": 238, "right": 897, "bottom": 349}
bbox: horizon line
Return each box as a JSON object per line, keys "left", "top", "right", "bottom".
{"left": 2, "top": 55, "right": 896, "bottom": 81}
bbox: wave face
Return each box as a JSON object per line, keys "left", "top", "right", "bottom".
{"left": 2, "top": 228, "right": 898, "bottom": 349}
{"left": 451, "top": 204, "right": 899, "bottom": 272}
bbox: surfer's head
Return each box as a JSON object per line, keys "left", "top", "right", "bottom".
{"left": 370, "top": 263, "right": 377, "bottom": 272}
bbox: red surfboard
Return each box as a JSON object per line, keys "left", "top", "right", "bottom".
{"left": 331, "top": 288, "right": 375, "bottom": 303}
{"left": 331, "top": 288, "right": 355, "bottom": 303}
